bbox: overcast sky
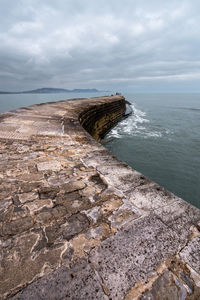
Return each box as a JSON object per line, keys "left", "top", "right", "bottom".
{"left": 0, "top": 0, "right": 200, "bottom": 92}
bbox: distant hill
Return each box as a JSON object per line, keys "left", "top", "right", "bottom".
{"left": 0, "top": 91, "right": 10, "bottom": 94}
{"left": 0, "top": 88, "right": 100, "bottom": 94}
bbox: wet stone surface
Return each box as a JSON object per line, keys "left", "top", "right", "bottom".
{"left": 0, "top": 96, "right": 200, "bottom": 299}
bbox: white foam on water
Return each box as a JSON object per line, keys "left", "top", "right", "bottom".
{"left": 106, "top": 103, "right": 172, "bottom": 140}
{"left": 144, "top": 131, "right": 162, "bottom": 138}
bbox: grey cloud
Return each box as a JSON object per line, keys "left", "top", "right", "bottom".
{"left": 0, "top": 0, "right": 200, "bottom": 91}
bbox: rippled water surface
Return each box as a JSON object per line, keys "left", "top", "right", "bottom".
{"left": 104, "top": 93, "right": 200, "bottom": 208}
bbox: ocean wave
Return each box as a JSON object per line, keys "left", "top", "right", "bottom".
{"left": 106, "top": 103, "right": 172, "bottom": 140}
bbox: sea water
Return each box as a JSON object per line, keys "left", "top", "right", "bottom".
{"left": 104, "top": 93, "right": 200, "bottom": 209}
{"left": 0, "top": 92, "right": 199, "bottom": 208}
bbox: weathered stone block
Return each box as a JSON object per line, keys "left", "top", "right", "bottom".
{"left": 23, "top": 199, "right": 53, "bottom": 213}
{"left": 18, "top": 192, "right": 38, "bottom": 203}
{"left": 139, "top": 272, "right": 182, "bottom": 300}
{"left": 37, "top": 161, "right": 61, "bottom": 172}
{"left": 90, "top": 215, "right": 181, "bottom": 299}
{"left": 180, "top": 236, "right": 200, "bottom": 274}
{"left": 2, "top": 216, "right": 34, "bottom": 236}
{"left": 62, "top": 213, "right": 90, "bottom": 240}
{"left": 11, "top": 260, "right": 108, "bottom": 300}
{"left": 39, "top": 186, "right": 59, "bottom": 199}
{"left": 62, "top": 180, "right": 86, "bottom": 193}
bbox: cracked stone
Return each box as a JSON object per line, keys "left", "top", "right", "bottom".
{"left": 18, "top": 192, "right": 38, "bottom": 204}
{"left": 2, "top": 216, "right": 34, "bottom": 236}
{"left": 84, "top": 207, "right": 101, "bottom": 223}
{"left": 35, "top": 210, "right": 53, "bottom": 224}
{"left": 39, "top": 186, "right": 59, "bottom": 199}
{"left": 101, "top": 198, "right": 123, "bottom": 214}
{"left": 51, "top": 205, "right": 67, "bottom": 219}
{"left": 0, "top": 198, "right": 12, "bottom": 211}
{"left": 62, "top": 213, "right": 90, "bottom": 240}
{"left": 62, "top": 180, "right": 86, "bottom": 193}
{"left": 19, "top": 181, "right": 41, "bottom": 193}
{"left": 23, "top": 199, "right": 53, "bottom": 213}
{"left": 140, "top": 272, "right": 181, "bottom": 300}
{"left": 80, "top": 186, "right": 96, "bottom": 197}
{"left": 37, "top": 161, "right": 61, "bottom": 172}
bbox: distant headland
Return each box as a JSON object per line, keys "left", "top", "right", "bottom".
{"left": 0, "top": 87, "right": 105, "bottom": 94}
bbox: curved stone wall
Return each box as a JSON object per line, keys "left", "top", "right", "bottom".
{"left": 0, "top": 96, "right": 199, "bottom": 299}
{"left": 79, "top": 97, "right": 126, "bottom": 141}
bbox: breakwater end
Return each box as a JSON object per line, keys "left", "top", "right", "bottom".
{"left": 0, "top": 95, "right": 199, "bottom": 299}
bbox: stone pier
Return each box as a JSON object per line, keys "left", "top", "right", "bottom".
{"left": 0, "top": 95, "right": 199, "bottom": 299}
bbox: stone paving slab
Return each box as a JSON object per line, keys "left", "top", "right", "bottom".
{"left": 180, "top": 236, "right": 200, "bottom": 274}
{"left": 10, "top": 259, "right": 108, "bottom": 300}
{"left": 89, "top": 214, "right": 181, "bottom": 300}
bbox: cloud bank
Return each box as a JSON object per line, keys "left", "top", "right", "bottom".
{"left": 0, "top": 0, "right": 200, "bottom": 92}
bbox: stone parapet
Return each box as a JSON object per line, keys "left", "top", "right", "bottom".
{"left": 0, "top": 95, "right": 199, "bottom": 299}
